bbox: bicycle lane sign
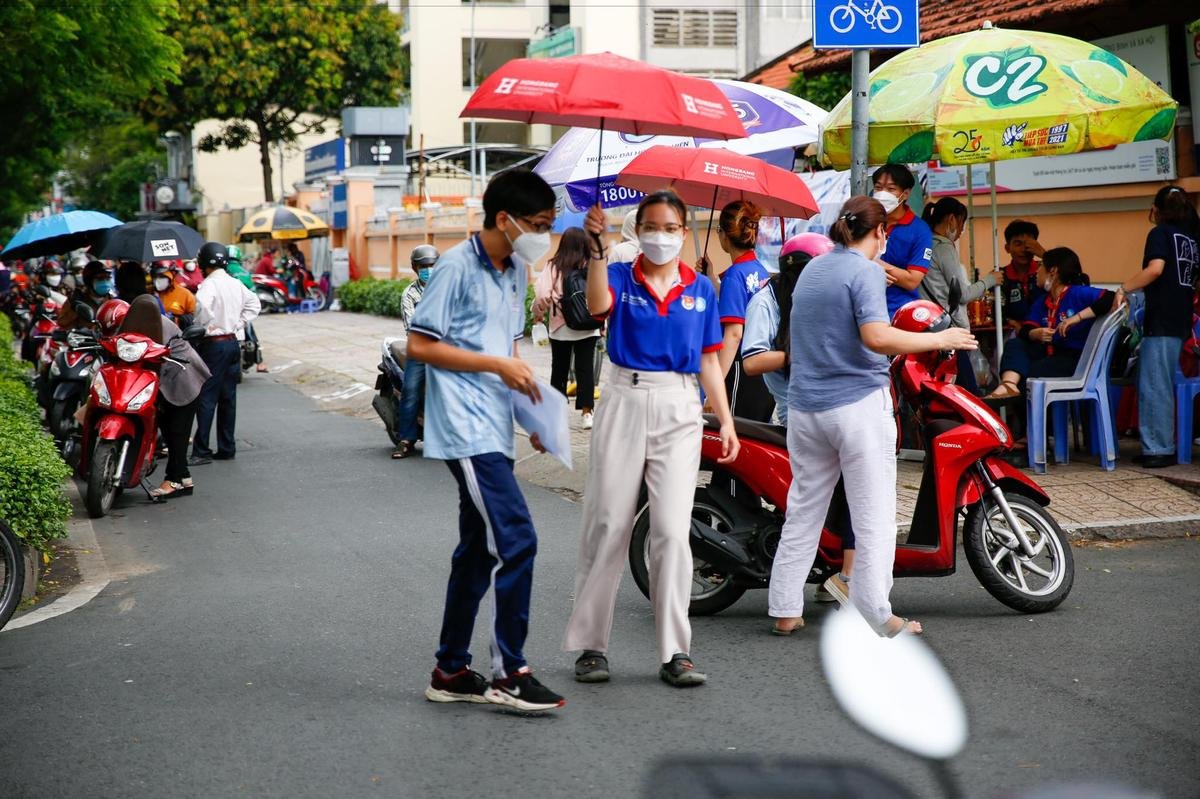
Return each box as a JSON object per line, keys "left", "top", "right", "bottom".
{"left": 813, "top": 0, "right": 919, "bottom": 50}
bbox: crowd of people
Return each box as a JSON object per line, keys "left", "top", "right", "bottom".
{"left": 396, "top": 165, "right": 1198, "bottom": 714}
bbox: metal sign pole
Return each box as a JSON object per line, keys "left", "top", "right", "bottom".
{"left": 990, "top": 161, "right": 1003, "bottom": 359}
{"left": 850, "top": 49, "right": 870, "bottom": 196}
{"left": 965, "top": 166, "right": 976, "bottom": 280}
{"left": 469, "top": 0, "right": 478, "bottom": 198}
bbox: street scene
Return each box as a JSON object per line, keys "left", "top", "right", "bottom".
{"left": 3, "top": 1, "right": 1200, "bottom": 797}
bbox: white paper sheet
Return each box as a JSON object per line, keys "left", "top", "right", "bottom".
{"left": 511, "top": 380, "right": 572, "bottom": 469}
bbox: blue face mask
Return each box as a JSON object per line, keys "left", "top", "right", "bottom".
{"left": 92, "top": 280, "right": 113, "bottom": 296}
{"left": 417, "top": 268, "right": 431, "bottom": 283}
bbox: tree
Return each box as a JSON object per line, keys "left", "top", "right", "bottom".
{"left": 0, "top": 0, "right": 180, "bottom": 234}
{"left": 788, "top": 70, "right": 853, "bottom": 112}
{"left": 150, "top": 0, "right": 405, "bottom": 203}
{"left": 61, "top": 116, "right": 166, "bottom": 221}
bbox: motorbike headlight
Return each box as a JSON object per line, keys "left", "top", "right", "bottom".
{"left": 49, "top": 361, "right": 61, "bottom": 377}
{"left": 981, "top": 408, "right": 1010, "bottom": 445}
{"left": 126, "top": 381, "right": 157, "bottom": 412}
{"left": 116, "top": 338, "right": 149, "bottom": 362}
{"left": 92, "top": 372, "right": 111, "bottom": 407}
{"left": 79, "top": 366, "right": 90, "bottom": 378}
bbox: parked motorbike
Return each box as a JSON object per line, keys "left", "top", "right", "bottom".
{"left": 371, "top": 337, "right": 417, "bottom": 446}
{"left": 46, "top": 310, "right": 101, "bottom": 448}
{"left": 628, "top": 306, "right": 1074, "bottom": 617}
{"left": 251, "top": 258, "right": 326, "bottom": 312}
{"left": 30, "top": 298, "right": 63, "bottom": 407}
{"left": 78, "top": 330, "right": 191, "bottom": 518}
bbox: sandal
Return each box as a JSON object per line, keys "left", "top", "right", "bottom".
{"left": 574, "top": 650, "right": 610, "bottom": 683}
{"left": 659, "top": 653, "right": 706, "bottom": 687}
{"left": 884, "top": 617, "right": 922, "bottom": 637}
{"left": 392, "top": 440, "right": 416, "bottom": 459}
{"left": 771, "top": 618, "right": 805, "bottom": 636}
{"left": 985, "top": 380, "right": 1021, "bottom": 401}
{"left": 149, "top": 480, "right": 193, "bottom": 500}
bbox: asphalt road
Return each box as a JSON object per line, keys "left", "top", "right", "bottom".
{"left": 1, "top": 377, "right": 1197, "bottom": 798}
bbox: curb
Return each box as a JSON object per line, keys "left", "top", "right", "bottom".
{"left": 1065, "top": 514, "right": 1200, "bottom": 542}
{"left": 2, "top": 479, "right": 111, "bottom": 632}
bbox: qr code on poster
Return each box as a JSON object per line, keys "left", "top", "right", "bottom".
{"left": 1156, "top": 146, "right": 1170, "bottom": 175}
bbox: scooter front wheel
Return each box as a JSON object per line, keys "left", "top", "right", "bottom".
{"left": 628, "top": 488, "right": 746, "bottom": 616}
{"left": 86, "top": 440, "right": 121, "bottom": 519}
{"left": 963, "top": 494, "right": 1074, "bottom": 613}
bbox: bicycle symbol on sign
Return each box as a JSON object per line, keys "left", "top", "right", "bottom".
{"left": 829, "top": 0, "right": 902, "bottom": 34}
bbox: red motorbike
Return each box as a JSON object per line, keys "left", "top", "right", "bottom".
{"left": 629, "top": 302, "right": 1074, "bottom": 616}
{"left": 78, "top": 331, "right": 179, "bottom": 518}
{"left": 251, "top": 257, "right": 326, "bottom": 312}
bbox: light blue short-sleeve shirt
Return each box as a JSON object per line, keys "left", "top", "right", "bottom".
{"left": 740, "top": 285, "right": 789, "bottom": 411}
{"left": 408, "top": 235, "right": 527, "bottom": 460}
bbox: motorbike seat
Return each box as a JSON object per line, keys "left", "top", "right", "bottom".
{"left": 702, "top": 413, "right": 787, "bottom": 449}
{"left": 387, "top": 340, "right": 408, "bottom": 368}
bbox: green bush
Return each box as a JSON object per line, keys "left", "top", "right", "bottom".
{"left": 339, "top": 277, "right": 536, "bottom": 337}
{"left": 0, "top": 319, "right": 71, "bottom": 552}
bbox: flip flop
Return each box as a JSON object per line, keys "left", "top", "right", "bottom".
{"left": 771, "top": 618, "right": 805, "bottom": 636}
{"left": 885, "top": 618, "right": 922, "bottom": 637}
{"left": 985, "top": 381, "right": 1021, "bottom": 401}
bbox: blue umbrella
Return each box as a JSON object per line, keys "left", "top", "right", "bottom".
{"left": 2, "top": 210, "right": 123, "bottom": 260}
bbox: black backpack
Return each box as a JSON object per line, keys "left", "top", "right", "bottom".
{"left": 558, "top": 267, "right": 603, "bottom": 331}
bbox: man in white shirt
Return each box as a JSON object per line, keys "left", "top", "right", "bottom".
{"left": 190, "top": 242, "right": 261, "bottom": 465}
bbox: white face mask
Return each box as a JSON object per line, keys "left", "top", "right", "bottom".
{"left": 877, "top": 232, "right": 889, "bottom": 260}
{"left": 154, "top": 276, "right": 171, "bottom": 292}
{"left": 639, "top": 232, "right": 684, "bottom": 265}
{"left": 873, "top": 190, "right": 902, "bottom": 215}
{"left": 46, "top": 274, "right": 62, "bottom": 287}
{"left": 184, "top": 261, "right": 196, "bottom": 272}
{"left": 505, "top": 218, "right": 551, "bottom": 265}
{"left": 1042, "top": 276, "right": 1054, "bottom": 292}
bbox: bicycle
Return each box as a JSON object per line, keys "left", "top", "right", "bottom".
{"left": 829, "top": 0, "right": 902, "bottom": 34}
{"left": 0, "top": 520, "right": 24, "bottom": 631}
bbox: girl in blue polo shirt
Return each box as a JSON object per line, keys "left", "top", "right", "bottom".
{"left": 563, "top": 191, "right": 739, "bottom": 688}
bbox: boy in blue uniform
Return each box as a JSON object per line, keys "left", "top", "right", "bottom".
{"left": 407, "top": 170, "right": 565, "bottom": 713}
{"left": 872, "top": 164, "right": 933, "bottom": 320}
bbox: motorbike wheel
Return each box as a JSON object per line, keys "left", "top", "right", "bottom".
{"left": 963, "top": 494, "right": 1074, "bottom": 613}
{"left": 49, "top": 398, "right": 77, "bottom": 443}
{"left": 86, "top": 440, "right": 121, "bottom": 519}
{"left": 0, "top": 519, "right": 24, "bottom": 631}
{"left": 305, "top": 286, "right": 327, "bottom": 309}
{"left": 628, "top": 487, "right": 747, "bottom": 616}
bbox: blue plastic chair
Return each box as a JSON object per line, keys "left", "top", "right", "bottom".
{"left": 1176, "top": 366, "right": 1200, "bottom": 465}
{"left": 1026, "top": 306, "right": 1128, "bottom": 473}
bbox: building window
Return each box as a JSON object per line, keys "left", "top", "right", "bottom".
{"left": 463, "top": 38, "right": 529, "bottom": 88}
{"left": 651, "top": 9, "right": 738, "bottom": 48}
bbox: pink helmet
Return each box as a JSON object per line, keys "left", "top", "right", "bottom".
{"left": 779, "top": 232, "right": 834, "bottom": 273}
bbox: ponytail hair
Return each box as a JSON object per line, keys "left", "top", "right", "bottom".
{"left": 1153, "top": 185, "right": 1199, "bottom": 236}
{"left": 1042, "top": 247, "right": 1087, "bottom": 286}
{"left": 829, "top": 196, "right": 887, "bottom": 246}
{"left": 922, "top": 196, "right": 967, "bottom": 229}
{"left": 718, "top": 200, "right": 762, "bottom": 249}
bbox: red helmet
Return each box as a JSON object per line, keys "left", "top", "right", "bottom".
{"left": 891, "top": 299, "right": 952, "bottom": 334}
{"left": 778, "top": 232, "right": 834, "bottom": 273}
{"left": 96, "top": 299, "right": 130, "bottom": 335}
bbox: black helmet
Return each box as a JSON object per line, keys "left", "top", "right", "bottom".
{"left": 150, "top": 262, "right": 174, "bottom": 278}
{"left": 197, "top": 241, "right": 228, "bottom": 271}
{"left": 81, "top": 260, "right": 109, "bottom": 284}
{"left": 411, "top": 244, "right": 439, "bottom": 267}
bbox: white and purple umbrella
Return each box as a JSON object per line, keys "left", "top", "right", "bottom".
{"left": 536, "top": 80, "right": 827, "bottom": 211}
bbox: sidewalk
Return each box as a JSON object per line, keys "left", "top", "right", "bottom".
{"left": 254, "top": 310, "right": 1200, "bottom": 540}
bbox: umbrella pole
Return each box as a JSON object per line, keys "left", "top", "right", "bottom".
{"left": 966, "top": 166, "right": 976, "bottom": 281}
{"left": 689, "top": 209, "right": 702, "bottom": 264}
{"left": 591, "top": 119, "right": 606, "bottom": 254}
{"left": 702, "top": 185, "right": 719, "bottom": 258}
{"left": 990, "top": 161, "right": 1003, "bottom": 361}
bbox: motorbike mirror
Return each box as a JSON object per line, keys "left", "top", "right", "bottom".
{"left": 35, "top": 285, "right": 51, "bottom": 298}
{"left": 182, "top": 324, "right": 206, "bottom": 341}
{"left": 51, "top": 329, "right": 68, "bottom": 342}
{"left": 75, "top": 302, "right": 96, "bottom": 322}
{"left": 820, "top": 607, "right": 968, "bottom": 761}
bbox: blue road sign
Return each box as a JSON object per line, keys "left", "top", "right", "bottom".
{"left": 813, "top": 0, "right": 920, "bottom": 50}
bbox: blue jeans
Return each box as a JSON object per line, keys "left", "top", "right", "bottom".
{"left": 1138, "top": 336, "right": 1184, "bottom": 456}
{"left": 396, "top": 360, "right": 425, "bottom": 443}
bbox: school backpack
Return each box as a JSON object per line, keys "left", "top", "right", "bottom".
{"left": 559, "top": 267, "right": 603, "bottom": 331}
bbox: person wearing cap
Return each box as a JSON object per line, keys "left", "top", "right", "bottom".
{"left": 190, "top": 242, "right": 261, "bottom": 465}
{"left": 393, "top": 243, "right": 440, "bottom": 459}
{"left": 58, "top": 260, "right": 113, "bottom": 329}
{"left": 227, "top": 245, "right": 268, "bottom": 373}
{"left": 152, "top": 262, "right": 197, "bottom": 325}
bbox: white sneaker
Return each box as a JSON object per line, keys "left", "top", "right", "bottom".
{"left": 581, "top": 412, "right": 594, "bottom": 430}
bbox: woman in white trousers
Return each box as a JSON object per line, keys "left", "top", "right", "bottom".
{"left": 563, "top": 191, "right": 739, "bottom": 687}
{"left": 769, "top": 195, "right": 976, "bottom": 637}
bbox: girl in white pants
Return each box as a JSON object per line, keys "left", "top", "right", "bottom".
{"left": 769, "top": 195, "right": 976, "bottom": 637}
{"left": 563, "top": 191, "right": 739, "bottom": 687}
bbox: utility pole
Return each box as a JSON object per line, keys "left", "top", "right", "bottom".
{"left": 850, "top": 50, "right": 870, "bottom": 196}
{"left": 469, "top": 0, "right": 478, "bottom": 198}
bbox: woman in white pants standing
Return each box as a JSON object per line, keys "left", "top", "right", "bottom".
{"left": 564, "top": 191, "right": 739, "bottom": 687}
{"left": 769, "top": 195, "right": 976, "bottom": 637}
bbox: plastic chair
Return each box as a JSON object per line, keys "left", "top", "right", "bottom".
{"left": 1026, "top": 306, "right": 1128, "bottom": 474}
{"left": 297, "top": 298, "right": 320, "bottom": 313}
{"left": 1176, "top": 366, "right": 1200, "bottom": 464}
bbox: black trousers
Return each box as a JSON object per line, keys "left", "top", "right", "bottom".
{"left": 159, "top": 397, "right": 199, "bottom": 483}
{"left": 193, "top": 338, "right": 240, "bottom": 458}
{"left": 725, "top": 357, "right": 775, "bottom": 423}
{"left": 549, "top": 336, "right": 596, "bottom": 411}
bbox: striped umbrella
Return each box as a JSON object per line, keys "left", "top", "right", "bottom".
{"left": 237, "top": 206, "right": 330, "bottom": 242}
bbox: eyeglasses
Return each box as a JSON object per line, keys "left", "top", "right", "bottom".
{"left": 639, "top": 224, "right": 684, "bottom": 235}
{"left": 517, "top": 216, "right": 553, "bottom": 235}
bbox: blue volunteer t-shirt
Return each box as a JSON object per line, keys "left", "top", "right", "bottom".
{"left": 1025, "top": 284, "right": 1107, "bottom": 353}
{"left": 882, "top": 209, "right": 933, "bottom": 320}
{"left": 601, "top": 258, "right": 723, "bottom": 373}
{"left": 717, "top": 251, "right": 769, "bottom": 326}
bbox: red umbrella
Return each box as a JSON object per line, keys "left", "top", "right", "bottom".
{"left": 617, "top": 145, "right": 819, "bottom": 256}
{"left": 461, "top": 52, "right": 746, "bottom": 139}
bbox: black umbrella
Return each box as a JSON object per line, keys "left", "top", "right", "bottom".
{"left": 97, "top": 220, "right": 206, "bottom": 262}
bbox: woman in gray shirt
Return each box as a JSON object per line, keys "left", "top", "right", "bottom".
{"left": 768, "top": 196, "right": 976, "bottom": 637}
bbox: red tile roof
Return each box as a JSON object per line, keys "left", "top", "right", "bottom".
{"left": 746, "top": 0, "right": 1117, "bottom": 89}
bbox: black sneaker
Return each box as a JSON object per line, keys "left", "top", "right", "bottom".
{"left": 424, "top": 667, "right": 489, "bottom": 704}
{"left": 659, "top": 653, "right": 707, "bottom": 687}
{"left": 484, "top": 667, "right": 565, "bottom": 712}
{"left": 574, "top": 650, "right": 610, "bottom": 683}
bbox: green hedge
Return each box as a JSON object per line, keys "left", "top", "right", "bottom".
{"left": 0, "top": 320, "right": 71, "bottom": 552}
{"left": 338, "top": 278, "right": 537, "bottom": 336}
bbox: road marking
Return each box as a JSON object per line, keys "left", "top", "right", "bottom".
{"left": 3, "top": 482, "right": 111, "bottom": 632}
{"left": 316, "top": 383, "right": 371, "bottom": 402}
{"left": 273, "top": 359, "right": 302, "bottom": 372}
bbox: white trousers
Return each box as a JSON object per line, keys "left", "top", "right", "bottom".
{"left": 768, "top": 387, "right": 898, "bottom": 632}
{"left": 563, "top": 366, "right": 702, "bottom": 664}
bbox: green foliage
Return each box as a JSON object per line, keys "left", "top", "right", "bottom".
{"left": 0, "top": 320, "right": 71, "bottom": 552}
{"left": 788, "top": 70, "right": 853, "bottom": 112}
{"left": 61, "top": 115, "right": 167, "bottom": 221}
{"left": 0, "top": 0, "right": 181, "bottom": 234}
{"left": 337, "top": 278, "right": 412, "bottom": 318}
{"left": 148, "top": 0, "right": 406, "bottom": 202}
